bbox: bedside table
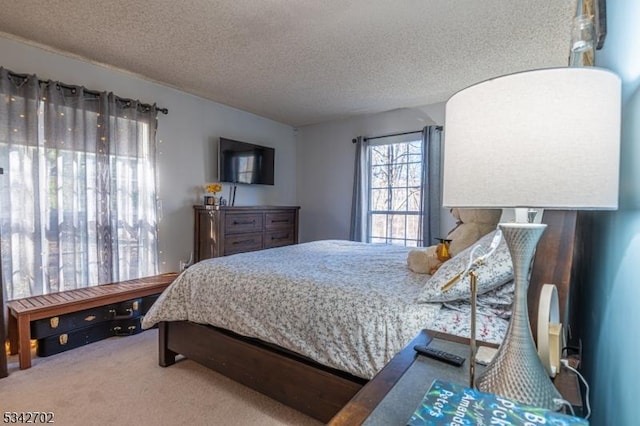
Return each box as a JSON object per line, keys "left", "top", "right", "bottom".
{"left": 329, "top": 330, "right": 583, "bottom": 426}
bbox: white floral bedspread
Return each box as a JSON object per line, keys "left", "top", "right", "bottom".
{"left": 142, "top": 240, "right": 442, "bottom": 379}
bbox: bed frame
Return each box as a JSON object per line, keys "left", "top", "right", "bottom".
{"left": 157, "top": 210, "right": 586, "bottom": 423}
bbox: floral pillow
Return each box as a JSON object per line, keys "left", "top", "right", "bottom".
{"left": 444, "top": 280, "right": 515, "bottom": 319}
{"left": 416, "top": 230, "right": 513, "bottom": 303}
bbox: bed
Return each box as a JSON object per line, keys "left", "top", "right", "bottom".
{"left": 142, "top": 210, "right": 584, "bottom": 422}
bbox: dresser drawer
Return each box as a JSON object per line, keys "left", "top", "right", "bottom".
{"left": 225, "top": 213, "right": 263, "bottom": 234}
{"left": 265, "top": 212, "right": 296, "bottom": 230}
{"left": 224, "top": 232, "right": 263, "bottom": 255}
{"left": 264, "top": 229, "right": 295, "bottom": 249}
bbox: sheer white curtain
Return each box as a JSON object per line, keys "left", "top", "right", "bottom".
{"left": 0, "top": 68, "right": 159, "bottom": 300}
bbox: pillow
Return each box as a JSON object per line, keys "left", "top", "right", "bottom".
{"left": 416, "top": 230, "right": 513, "bottom": 303}
{"left": 444, "top": 280, "right": 515, "bottom": 319}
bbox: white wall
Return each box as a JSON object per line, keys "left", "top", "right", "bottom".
{"left": 296, "top": 104, "right": 455, "bottom": 243}
{"left": 0, "top": 35, "right": 297, "bottom": 273}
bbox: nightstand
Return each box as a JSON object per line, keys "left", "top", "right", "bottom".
{"left": 329, "top": 330, "right": 583, "bottom": 425}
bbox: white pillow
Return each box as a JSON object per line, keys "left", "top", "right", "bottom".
{"left": 416, "top": 230, "right": 513, "bottom": 303}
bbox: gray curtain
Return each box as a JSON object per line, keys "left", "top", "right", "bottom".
{"left": 0, "top": 68, "right": 159, "bottom": 300}
{"left": 349, "top": 136, "right": 369, "bottom": 242}
{"left": 418, "top": 126, "right": 443, "bottom": 246}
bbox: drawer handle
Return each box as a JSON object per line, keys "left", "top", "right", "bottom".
{"left": 271, "top": 219, "right": 289, "bottom": 223}
{"left": 233, "top": 220, "right": 256, "bottom": 225}
{"left": 233, "top": 239, "right": 255, "bottom": 245}
{"left": 271, "top": 235, "right": 289, "bottom": 241}
{"left": 114, "top": 325, "right": 138, "bottom": 336}
{"left": 109, "top": 308, "right": 134, "bottom": 320}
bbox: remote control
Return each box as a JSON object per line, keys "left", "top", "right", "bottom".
{"left": 414, "top": 345, "right": 465, "bottom": 367}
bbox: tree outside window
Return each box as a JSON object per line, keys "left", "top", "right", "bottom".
{"left": 368, "top": 139, "right": 422, "bottom": 246}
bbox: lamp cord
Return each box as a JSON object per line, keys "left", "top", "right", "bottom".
{"left": 441, "top": 228, "right": 504, "bottom": 292}
{"left": 560, "top": 359, "right": 591, "bottom": 419}
{"left": 461, "top": 229, "right": 503, "bottom": 277}
{"left": 553, "top": 398, "right": 576, "bottom": 416}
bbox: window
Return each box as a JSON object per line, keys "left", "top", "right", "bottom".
{"left": 0, "top": 71, "right": 159, "bottom": 300}
{"left": 367, "top": 136, "right": 423, "bottom": 246}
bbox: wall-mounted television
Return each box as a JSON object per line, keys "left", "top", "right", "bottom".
{"left": 218, "top": 137, "right": 275, "bottom": 185}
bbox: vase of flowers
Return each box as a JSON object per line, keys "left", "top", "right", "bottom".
{"left": 204, "top": 182, "right": 223, "bottom": 206}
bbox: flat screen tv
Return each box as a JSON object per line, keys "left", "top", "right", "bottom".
{"left": 218, "top": 137, "right": 275, "bottom": 185}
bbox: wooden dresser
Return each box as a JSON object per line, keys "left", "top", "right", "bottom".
{"left": 193, "top": 205, "right": 300, "bottom": 262}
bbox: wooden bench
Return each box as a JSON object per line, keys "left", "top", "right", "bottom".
{"left": 7, "top": 272, "right": 178, "bottom": 370}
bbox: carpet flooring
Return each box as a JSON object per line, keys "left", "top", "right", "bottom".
{"left": 0, "top": 329, "right": 322, "bottom": 426}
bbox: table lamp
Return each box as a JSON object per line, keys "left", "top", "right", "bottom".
{"left": 442, "top": 67, "right": 621, "bottom": 410}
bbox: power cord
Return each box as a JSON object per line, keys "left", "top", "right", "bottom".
{"left": 461, "top": 229, "right": 503, "bottom": 278}
{"left": 561, "top": 345, "right": 580, "bottom": 357}
{"left": 553, "top": 398, "right": 576, "bottom": 416}
{"left": 559, "top": 358, "right": 591, "bottom": 420}
{"left": 441, "top": 230, "right": 503, "bottom": 292}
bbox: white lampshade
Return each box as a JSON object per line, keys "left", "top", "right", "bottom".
{"left": 442, "top": 67, "right": 621, "bottom": 209}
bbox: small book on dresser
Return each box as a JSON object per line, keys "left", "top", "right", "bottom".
{"left": 407, "top": 380, "right": 588, "bottom": 425}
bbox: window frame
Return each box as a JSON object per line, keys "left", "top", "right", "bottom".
{"left": 366, "top": 133, "right": 423, "bottom": 246}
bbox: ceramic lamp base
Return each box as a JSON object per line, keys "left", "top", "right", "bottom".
{"left": 475, "top": 223, "right": 562, "bottom": 410}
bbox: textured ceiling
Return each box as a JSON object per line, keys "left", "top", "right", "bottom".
{"left": 0, "top": 1, "right": 577, "bottom": 127}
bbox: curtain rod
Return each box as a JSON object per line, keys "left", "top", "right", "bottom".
{"left": 5, "top": 70, "right": 168, "bottom": 115}
{"left": 351, "top": 127, "right": 442, "bottom": 143}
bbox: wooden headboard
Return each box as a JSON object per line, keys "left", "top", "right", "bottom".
{"left": 529, "top": 210, "right": 585, "bottom": 342}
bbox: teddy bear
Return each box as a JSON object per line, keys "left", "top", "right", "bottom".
{"left": 407, "top": 208, "right": 502, "bottom": 274}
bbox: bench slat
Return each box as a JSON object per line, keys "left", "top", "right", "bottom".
{"left": 23, "top": 299, "right": 41, "bottom": 309}
{"left": 32, "top": 298, "right": 47, "bottom": 307}
{"left": 40, "top": 295, "right": 62, "bottom": 304}
{"left": 50, "top": 294, "right": 73, "bottom": 303}
{"left": 55, "top": 292, "right": 75, "bottom": 302}
{"left": 73, "top": 289, "right": 95, "bottom": 299}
